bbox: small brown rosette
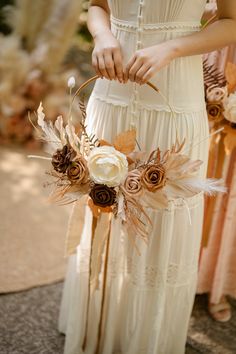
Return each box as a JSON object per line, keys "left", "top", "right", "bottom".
{"left": 89, "top": 184, "right": 116, "bottom": 207}
{"left": 141, "top": 164, "right": 166, "bottom": 192}
{"left": 207, "top": 102, "right": 224, "bottom": 123}
{"left": 67, "top": 157, "right": 89, "bottom": 184}
{"left": 123, "top": 170, "right": 142, "bottom": 196}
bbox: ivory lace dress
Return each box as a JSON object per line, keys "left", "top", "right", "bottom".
{"left": 59, "top": 1, "right": 209, "bottom": 353}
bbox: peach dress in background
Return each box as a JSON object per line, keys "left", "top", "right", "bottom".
{"left": 197, "top": 0, "right": 236, "bottom": 304}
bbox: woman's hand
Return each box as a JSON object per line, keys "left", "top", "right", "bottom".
{"left": 92, "top": 30, "right": 124, "bottom": 82}
{"left": 125, "top": 42, "right": 177, "bottom": 84}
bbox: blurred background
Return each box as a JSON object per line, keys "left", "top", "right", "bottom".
{"left": 0, "top": 1, "right": 235, "bottom": 354}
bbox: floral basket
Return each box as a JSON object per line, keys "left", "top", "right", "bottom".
{"left": 31, "top": 75, "right": 226, "bottom": 250}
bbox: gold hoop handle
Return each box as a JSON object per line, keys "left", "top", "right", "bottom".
{"left": 72, "top": 75, "right": 179, "bottom": 143}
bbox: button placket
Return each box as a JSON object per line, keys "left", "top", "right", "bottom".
{"left": 129, "top": 0, "right": 145, "bottom": 130}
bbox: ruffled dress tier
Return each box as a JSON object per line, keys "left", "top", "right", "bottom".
{"left": 59, "top": 1, "right": 209, "bottom": 354}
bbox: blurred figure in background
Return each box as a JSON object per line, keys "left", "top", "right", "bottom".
{"left": 198, "top": 0, "right": 236, "bottom": 323}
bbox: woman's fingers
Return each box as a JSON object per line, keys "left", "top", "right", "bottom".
{"left": 92, "top": 53, "right": 103, "bottom": 78}
{"left": 104, "top": 49, "right": 117, "bottom": 79}
{"left": 113, "top": 48, "right": 124, "bottom": 82}
{"left": 125, "top": 55, "right": 136, "bottom": 81}
{"left": 133, "top": 64, "right": 151, "bottom": 84}
{"left": 97, "top": 55, "right": 110, "bottom": 79}
{"left": 140, "top": 67, "right": 155, "bottom": 84}
{"left": 92, "top": 48, "right": 124, "bottom": 81}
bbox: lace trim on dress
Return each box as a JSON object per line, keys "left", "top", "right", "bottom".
{"left": 77, "top": 248, "right": 198, "bottom": 289}
{"left": 110, "top": 15, "right": 201, "bottom": 33}
{"left": 90, "top": 94, "right": 207, "bottom": 114}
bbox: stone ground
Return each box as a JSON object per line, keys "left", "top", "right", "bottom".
{"left": 0, "top": 282, "right": 236, "bottom": 354}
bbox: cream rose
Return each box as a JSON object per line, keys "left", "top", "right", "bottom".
{"left": 223, "top": 92, "right": 236, "bottom": 123}
{"left": 206, "top": 86, "right": 228, "bottom": 102}
{"left": 87, "top": 146, "right": 128, "bottom": 187}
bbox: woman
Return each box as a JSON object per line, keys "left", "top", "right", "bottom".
{"left": 198, "top": 0, "right": 236, "bottom": 323}
{"left": 59, "top": 1, "right": 236, "bottom": 353}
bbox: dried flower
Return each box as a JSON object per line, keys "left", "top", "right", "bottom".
{"left": 89, "top": 184, "right": 117, "bottom": 207}
{"left": 67, "top": 156, "right": 89, "bottom": 184}
{"left": 87, "top": 146, "right": 128, "bottom": 187}
{"left": 206, "top": 86, "right": 228, "bottom": 102}
{"left": 223, "top": 92, "right": 236, "bottom": 123}
{"left": 67, "top": 76, "right": 76, "bottom": 88}
{"left": 52, "top": 144, "right": 76, "bottom": 173}
{"left": 206, "top": 102, "right": 224, "bottom": 122}
{"left": 141, "top": 164, "right": 166, "bottom": 192}
{"left": 123, "top": 169, "right": 142, "bottom": 196}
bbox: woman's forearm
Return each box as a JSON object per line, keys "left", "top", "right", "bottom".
{"left": 87, "top": 4, "right": 111, "bottom": 40}
{"left": 171, "top": 0, "right": 236, "bottom": 60}
{"left": 87, "top": 1, "right": 124, "bottom": 81}
{"left": 171, "top": 18, "right": 236, "bottom": 59}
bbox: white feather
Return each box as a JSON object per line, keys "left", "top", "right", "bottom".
{"left": 37, "top": 102, "right": 62, "bottom": 153}
{"left": 54, "top": 115, "right": 67, "bottom": 145}
{"left": 174, "top": 178, "right": 227, "bottom": 196}
{"left": 65, "top": 120, "right": 80, "bottom": 154}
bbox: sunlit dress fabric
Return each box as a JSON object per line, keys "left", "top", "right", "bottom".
{"left": 59, "top": 1, "right": 209, "bottom": 353}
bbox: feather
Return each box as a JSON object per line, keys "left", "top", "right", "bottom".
{"left": 165, "top": 154, "right": 203, "bottom": 179}
{"left": 165, "top": 177, "right": 226, "bottom": 198}
{"left": 54, "top": 115, "right": 67, "bottom": 146}
{"left": 65, "top": 120, "right": 81, "bottom": 154}
{"left": 182, "top": 178, "right": 227, "bottom": 195}
{"left": 37, "top": 102, "right": 62, "bottom": 153}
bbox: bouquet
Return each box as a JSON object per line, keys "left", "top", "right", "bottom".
{"left": 32, "top": 75, "right": 226, "bottom": 247}
{"left": 204, "top": 60, "right": 236, "bottom": 154}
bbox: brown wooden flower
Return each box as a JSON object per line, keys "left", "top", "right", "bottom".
{"left": 207, "top": 102, "right": 224, "bottom": 122}
{"left": 52, "top": 145, "right": 76, "bottom": 173}
{"left": 141, "top": 164, "right": 166, "bottom": 192}
{"left": 123, "top": 170, "right": 142, "bottom": 196}
{"left": 89, "top": 184, "right": 116, "bottom": 207}
{"left": 67, "top": 157, "right": 89, "bottom": 184}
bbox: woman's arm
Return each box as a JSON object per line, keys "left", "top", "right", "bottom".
{"left": 87, "top": 0, "right": 124, "bottom": 82}
{"left": 172, "top": 0, "right": 236, "bottom": 58}
{"left": 125, "top": 0, "right": 236, "bottom": 84}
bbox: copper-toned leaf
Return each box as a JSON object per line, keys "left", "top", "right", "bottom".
{"left": 225, "top": 62, "right": 236, "bottom": 93}
{"left": 99, "top": 139, "right": 112, "bottom": 147}
{"left": 113, "top": 129, "right": 136, "bottom": 154}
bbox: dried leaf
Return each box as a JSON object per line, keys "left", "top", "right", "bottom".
{"left": 203, "top": 59, "right": 227, "bottom": 89}
{"left": 99, "top": 139, "right": 112, "bottom": 147}
{"left": 113, "top": 129, "right": 136, "bottom": 154}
